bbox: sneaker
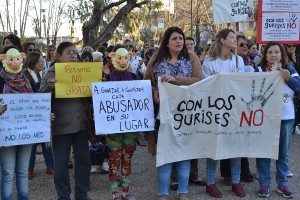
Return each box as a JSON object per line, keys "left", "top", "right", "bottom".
{"left": 232, "top": 183, "right": 246, "bottom": 197}
{"left": 46, "top": 168, "right": 55, "bottom": 175}
{"left": 294, "top": 126, "right": 300, "bottom": 135}
{"left": 258, "top": 185, "right": 270, "bottom": 197}
{"left": 206, "top": 184, "right": 223, "bottom": 198}
{"left": 28, "top": 170, "right": 33, "bottom": 180}
{"left": 102, "top": 161, "right": 109, "bottom": 172}
{"left": 287, "top": 170, "right": 293, "bottom": 177}
{"left": 90, "top": 165, "right": 98, "bottom": 173}
{"left": 276, "top": 185, "right": 294, "bottom": 198}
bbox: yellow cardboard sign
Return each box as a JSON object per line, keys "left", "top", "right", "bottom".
{"left": 55, "top": 62, "right": 102, "bottom": 98}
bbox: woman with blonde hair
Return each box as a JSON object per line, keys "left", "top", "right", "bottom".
{"left": 202, "top": 28, "right": 245, "bottom": 198}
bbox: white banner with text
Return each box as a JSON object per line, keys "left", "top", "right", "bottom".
{"left": 212, "top": 0, "right": 254, "bottom": 24}
{"left": 92, "top": 80, "right": 155, "bottom": 134}
{"left": 156, "top": 72, "right": 284, "bottom": 167}
{"left": 0, "top": 93, "right": 51, "bottom": 146}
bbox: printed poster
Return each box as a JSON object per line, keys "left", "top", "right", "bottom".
{"left": 257, "top": 0, "right": 300, "bottom": 43}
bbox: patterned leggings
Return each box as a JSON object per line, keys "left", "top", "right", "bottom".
{"left": 106, "top": 133, "right": 137, "bottom": 194}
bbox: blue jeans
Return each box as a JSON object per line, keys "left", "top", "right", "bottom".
{"left": 157, "top": 160, "right": 191, "bottom": 196}
{"left": 256, "top": 119, "right": 293, "bottom": 187}
{"left": 28, "top": 143, "right": 54, "bottom": 171}
{"left": 52, "top": 131, "right": 90, "bottom": 200}
{"left": 0, "top": 144, "right": 32, "bottom": 200}
{"left": 206, "top": 158, "right": 241, "bottom": 185}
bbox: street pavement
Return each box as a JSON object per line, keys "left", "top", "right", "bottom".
{"left": 23, "top": 134, "right": 300, "bottom": 200}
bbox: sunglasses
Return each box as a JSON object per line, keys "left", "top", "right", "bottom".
{"left": 238, "top": 43, "right": 247, "bottom": 47}
{"left": 286, "top": 45, "right": 295, "bottom": 48}
{"left": 28, "top": 48, "right": 37, "bottom": 52}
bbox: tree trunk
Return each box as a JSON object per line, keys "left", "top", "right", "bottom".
{"left": 82, "top": 0, "right": 147, "bottom": 49}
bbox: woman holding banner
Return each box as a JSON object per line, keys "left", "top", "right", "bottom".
{"left": 255, "top": 41, "right": 300, "bottom": 198}
{"left": 23, "top": 52, "right": 55, "bottom": 179}
{"left": 202, "top": 28, "right": 246, "bottom": 198}
{"left": 0, "top": 45, "right": 33, "bottom": 199}
{"left": 219, "top": 34, "right": 255, "bottom": 186}
{"left": 144, "top": 26, "right": 202, "bottom": 200}
{"left": 39, "top": 42, "right": 91, "bottom": 200}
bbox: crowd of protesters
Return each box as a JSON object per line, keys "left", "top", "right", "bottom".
{"left": 0, "top": 26, "right": 300, "bottom": 200}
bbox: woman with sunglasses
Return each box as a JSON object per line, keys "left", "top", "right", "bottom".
{"left": 202, "top": 28, "right": 245, "bottom": 198}
{"left": 22, "top": 42, "right": 37, "bottom": 56}
{"left": 285, "top": 44, "right": 300, "bottom": 73}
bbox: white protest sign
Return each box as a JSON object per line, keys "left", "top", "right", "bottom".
{"left": 92, "top": 80, "right": 154, "bottom": 134}
{"left": 257, "top": 0, "right": 300, "bottom": 43}
{"left": 212, "top": 0, "right": 254, "bottom": 24}
{"left": 0, "top": 93, "right": 51, "bottom": 146}
{"left": 156, "top": 72, "right": 284, "bottom": 167}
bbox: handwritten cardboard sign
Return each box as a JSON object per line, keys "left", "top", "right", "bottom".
{"left": 212, "top": 0, "right": 254, "bottom": 24}
{"left": 257, "top": 0, "right": 300, "bottom": 43}
{"left": 156, "top": 72, "right": 284, "bottom": 167}
{"left": 0, "top": 93, "right": 51, "bottom": 146}
{"left": 92, "top": 80, "right": 155, "bottom": 134}
{"left": 55, "top": 62, "right": 102, "bottom": 98}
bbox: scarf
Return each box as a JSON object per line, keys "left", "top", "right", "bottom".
{"left": 0, "top": 69, "right": 33, "bottom": 94}
{"left": 109, "top": 70, "right": 133, "bottom": 81}
{"left": 28, "top": 69, "right": 43, "bottom": 83}
{"left": 248, "top": 52, "right": 259, "bottom": 61}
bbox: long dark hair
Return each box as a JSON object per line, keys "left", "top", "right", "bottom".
{"left": 3, "top": 34, "right": 23, "bottom": 52}
{"left": 23, "top": 52, "right": 42, "bottom": 70}
{"left": 154, "top": 27, "right": 189, "bottom": 65}
{"left": 260, "top": 41, "right": 288, "bottom": 70}
{"left": 46, "top": 45, "right": 56, "bottom": 62}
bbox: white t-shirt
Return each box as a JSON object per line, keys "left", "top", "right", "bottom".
{"left": 129, "top": 55, "right": 147, "bottom": 76}
{"left": 202, "top": 55, "right": 245, "bottom": 78}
